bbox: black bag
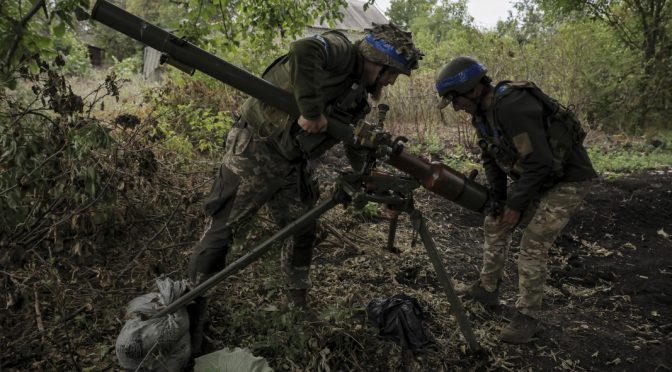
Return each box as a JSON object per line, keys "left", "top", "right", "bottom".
{"left": 366, "top": 294, "right": 433, "bottom": 350}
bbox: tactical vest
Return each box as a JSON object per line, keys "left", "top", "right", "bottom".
{"left": 478, "top": 81, "right": 587, "bottom": 180}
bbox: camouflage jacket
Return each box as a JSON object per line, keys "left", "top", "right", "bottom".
{"left": 476, "top": 83, "right": 597, "bottom": 212}
{"left": 241, "top": 30, "right": 369, "bottom": 162}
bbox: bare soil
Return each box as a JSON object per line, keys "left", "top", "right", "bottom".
{"left": 1, "top": 159, "right": 671, "bottom": 371}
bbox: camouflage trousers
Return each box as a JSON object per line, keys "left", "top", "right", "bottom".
{"left": 187, "top": 124, "right": 319, "bottom": 292}
{"left": 480, "top": 180, "right": 593, "bottom": 317}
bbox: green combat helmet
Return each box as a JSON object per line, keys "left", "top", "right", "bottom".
{"left": 357, "top": 23, "right": 423, "bottom": 76}
{"left": 435, "top": 56, "right": 487, "bottom": 109}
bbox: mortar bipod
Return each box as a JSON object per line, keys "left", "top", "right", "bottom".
{"left": 152, "top": 171, "right": 480, "bottom": 352}
{"left": 350, "top": 171, "right": 481, "bottom": 352}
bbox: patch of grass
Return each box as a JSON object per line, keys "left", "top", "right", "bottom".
{"left": 587, "top": 145, "right": 672, "bottom": 179}
{"left": 424, "top": 131, "right": 444, "bottom": 157}
{"left": 440, "top": 152, "right": 480, "bottom": 174}
{"left": 321, "top": 301, "right": 360, "bottom": 323}
{"left": 404, "top": 131, "right": 445, "bottom": 159}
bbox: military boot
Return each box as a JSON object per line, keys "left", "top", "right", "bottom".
{"left": 186, "top": 296, "right": 209, "bottom": 357}
{"left": 461, "top": 279, "right": 500, "bottom": 307}
{"left": 500, "top": 311, "right": 540, "bottom": 344}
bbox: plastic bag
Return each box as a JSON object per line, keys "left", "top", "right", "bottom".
{"left": 194, "top": 347, "right": 273, "bottom": 372}
{"left": 115, "top": 278, "right": 191, "bottom": 371}
{"left": 366, "top": 294, "right": 433, "bottom": 350}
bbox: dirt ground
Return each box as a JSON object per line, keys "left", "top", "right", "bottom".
{"left": 1, "top": 155, "right": 671, "bottom": 370}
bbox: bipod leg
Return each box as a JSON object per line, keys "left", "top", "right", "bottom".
{"left": 386, "top": 215, "right": 400, "bottom": 253}
{"left": 409, "top": 210, "right": 480, "bottom": 352}
{"left": 152, "top": 197, "right": 339, "bottom": 319}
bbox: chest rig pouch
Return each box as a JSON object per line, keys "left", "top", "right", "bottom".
{"left": 485, "top": 81, "right": 587, "bottom": 180}
{"left": 476, "top": 118, "right": 524, "bottom": 179}
{"left": 295, "top": 82, "right": 371, "bottom": 159}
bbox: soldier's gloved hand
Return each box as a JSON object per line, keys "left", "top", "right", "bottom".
{"left": 495, "top": 207, "right": 521, "bottom": 230}
{"left": 298, "top": 114, "right": 328, "bottom": 133}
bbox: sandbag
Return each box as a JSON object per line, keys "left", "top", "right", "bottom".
{"left": 194, "top": 347, "right": 273, "bottom": 372}
{"left": 115, "top": 278, "right": 191, "bottom": 371}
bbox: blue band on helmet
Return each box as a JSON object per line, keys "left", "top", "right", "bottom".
{"left": 365, "top": 34, "right": 409, "bottom": 68}
{"left": 435, "top": 62, "right": 487, "bottom": 93}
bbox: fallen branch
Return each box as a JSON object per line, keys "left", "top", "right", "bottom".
{"left": 321, "top": 222, "right": 361, "bottom": 251}
{"left": 33, "top": 285, "right": 45, "bottom": 343}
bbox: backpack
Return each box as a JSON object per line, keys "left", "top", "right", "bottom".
{"left": 490, "top": 80, "right": 587, "bottom": 180}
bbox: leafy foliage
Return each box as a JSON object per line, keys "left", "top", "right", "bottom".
{"left": 0, "top": 0, "right": 90, "bottom": 88}
{"left": 387, "top": 0, "right": 437, "bottom": 28}
{"left": 0, "top": 55, "right": 116, "bottom": 256}
{"left": 52, "top": 32, "right": 91, "bottom": 75}
{"left": 114, "top": 0, "right": 348, "bottom": 54}
{"left": 145, "top": 72, "right": 240, "bottom": 157}
{"left": 108, "top": 53, "right": 143, "bottom": 78}
{"left": 534, "top": 0, "right": 672, "bottom": 130}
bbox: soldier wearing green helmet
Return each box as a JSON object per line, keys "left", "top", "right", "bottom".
{"left": 185, "top": 23, "right": 421, "bottom": 357}
{"left": 436, "top": 56, "right": 597, "bottom": 344}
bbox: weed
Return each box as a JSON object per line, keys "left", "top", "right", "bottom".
{"left": 346, "top": 202, "right": 380, "bottom": 221}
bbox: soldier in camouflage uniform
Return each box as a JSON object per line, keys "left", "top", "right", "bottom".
{"left": 186, "top": 24, "right": 422, "bottom": 356}
{"left": 435, "top": 57, "right": 597, "bottom": 344}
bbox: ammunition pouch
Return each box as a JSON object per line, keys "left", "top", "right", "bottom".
{"left": 477, "top": 138, "right": 522, "bottom": 180}
{"left": 545, "top": 105, "right": 586, "bottom": 180}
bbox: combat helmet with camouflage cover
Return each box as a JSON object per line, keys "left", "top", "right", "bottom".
{"left": 357, "top": 23, "right": 423, "bottom": 76}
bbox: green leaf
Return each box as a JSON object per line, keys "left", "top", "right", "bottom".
{"left": 54, "top": 21, "right": 66, "bottom": 37}
{"left": 29, "top": 61, "right": 40, "bottom": 75}
{"left": 33, "top": 35, "right": 52, "bottom": 49}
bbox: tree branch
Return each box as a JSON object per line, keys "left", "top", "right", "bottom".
{"left": 3, "top": 0, "right": 46, "bottom": 71}
{"left": 587, "top": 1, "right": 640, "bottom": 50}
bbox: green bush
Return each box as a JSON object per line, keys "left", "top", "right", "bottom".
{"left": 157, "top": 103, "right": 233, "bottom": 156}
{"left": 110, "top": 53, "right": 143, "bottom": 78}
{"left": 54, "top": 32, "right": 91, "bottom": 76}
{"left": 147, "top": 74, "right": 238, "bottom": 156}
{"left": 1, "top": 59, "right": 117, "bottom": 245}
